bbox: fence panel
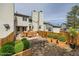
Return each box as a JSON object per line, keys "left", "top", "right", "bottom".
{"left": 0, "top": 32, "right": 14, "bottom": 47}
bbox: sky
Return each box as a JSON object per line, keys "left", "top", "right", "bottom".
{"left": 15, "top": 3, "right": 79, "bottom": 26}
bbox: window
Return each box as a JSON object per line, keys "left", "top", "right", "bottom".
{"left": 17, "top": 27, "right": 20, "bottom": 31}
{"left": 22, "top": 27, "right": 27, "bottom": 31}
{"left": 23, "top": 17, "right": 27, "bottom": 21}
{"left": 29, "top": 26, "right": 31, "bottom": 29}
{"left": 4, "top": 24, "right": 10, "bottom": 31}
{"left": 22, "top": 27, "right": 25, "bottom": 31}
{"left": 29, "top": 26, "right": 32, "bottom": 30}
{"left": 29, "top": 19, "right": 32, "bottom": 23}
{"left": 25, "top": 26, "right": 27, "bottom": 31}
{"left": 48, "top": 28, "right": 51, "bottom": 31}
{"left": 32, "top": 26, "right": 34, "bottom": 29}
{"left": 39, "top": 25, "right": 41, "bottom": 29}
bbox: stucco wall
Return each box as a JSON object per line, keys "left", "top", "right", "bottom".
{"left": 32, "top": 11, "right": 44, "bottom": 31}
{"left": 44, "top": 24, "right": 53, "bottom": 32}
{"left": 17, "top": 16, "right": 29, "bottom": 26}
{"left": 39, "top": 11, "right": 44, "bottom": 31}
{"left": 53, "top": 28, "right": 61, "bottom": 33}
{"left": 32, "top": 11, "right": 39, "bottom": 31}
{"left": 0, "top": 3, "right": 14, "bottom": 38}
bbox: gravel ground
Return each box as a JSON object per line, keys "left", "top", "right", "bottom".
{"left": 29, "top": 38, "right": 79, "bottom": 56}
{"left": 30, "top": 39, "right": 67, "bottom": 56}
{"left": 63, "top": 47, "right": 79, "bottom": 56}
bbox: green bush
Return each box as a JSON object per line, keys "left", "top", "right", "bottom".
{"left": 58, "top": 36, "right": 67, "bottom": 42}
{"left": 52, "top": 33, "right": 59, "bottom": 39}
{"left": 21, "top": 38, "right": 31, "bottom": 50}
{"left": 14, "top": 41, "right": 24, "bottom": 53}
{"left": 47, "top": 34, "right": 53, "bottom": 38}
{"left": 0, "top": 44, "right": 14, "bottom": 56}
{"left": 5, "top": 41, "right": 15, "bottom": 46}
{"left": 48, "top": 33, "right": 59, "bottom": 39}
{"left": 0, "top": 47, "right": 2, "bottom": 55}
{"left": 68, "top": 27, "right": 77, "bottom": 38}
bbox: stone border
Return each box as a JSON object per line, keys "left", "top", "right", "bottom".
{"left": 13, "top": 48, "right": 32, "bottom": 56}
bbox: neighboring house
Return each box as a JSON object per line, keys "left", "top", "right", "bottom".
{"left": 53, "top": 25, "right": 61, "bottom": 33}
{"left": 0, "top": 4, "right": 54, "bottom": 39}
{"left": 14, "top": 10, "right": 45, "bottom": 35}
{"left": 61, "top": 23, "right": 67, "bottom": 32}
{"left": 14, "top": 13, "right": 33, "bottom": 35}
{"left": 44, "top": 22, "right": 53, "bottom": 32}
{"left": 0, "top": 4, "right": 14, "bottom": 38}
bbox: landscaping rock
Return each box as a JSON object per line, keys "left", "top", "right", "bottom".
{"left": 30, "top": 39, "right": 67, "bottom": 56}
{"left": 29, "top": 38, "right": 79, "bottom": 56}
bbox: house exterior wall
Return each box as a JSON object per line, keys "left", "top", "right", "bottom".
{"left": 0, "top": 3, "right": 14, "bottom": 38}
{"left": 44, "top": 25, "right": 48, "bottom": 31}
{"left": 15, "top": 10, "right": 53, "bottom": 33}
{"left": 15, "top": 15, "right": 30, "bottom": 35}
{"left": 16, "top": 16, "right": 29, "bottom": 27}
{"left": 53, "top": 28, "right": 61, "bottom": 33}
{"left": 32, "top": 10, "right": 39, "bottom": 31}
{"left": 32, "top": 10, "right": 44, "bottom": 31}
{"left": 44, "top": 24, "right": 53, "bottom": 32}
{"left": 38, "top": 11, "right": 44, "bottom": 31}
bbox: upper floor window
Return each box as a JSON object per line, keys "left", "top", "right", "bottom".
{"left": 29, "top": 19, "right": 32, "bottom": 23}
{"left": 23, "top": 17, "right": 27, "bottom": 21}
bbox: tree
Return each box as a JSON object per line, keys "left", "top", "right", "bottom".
{"left": 67, "top": 5, "right": 79, "bottom": 49}
{"left": 67, "top": 5, "right": 79, "bottom": 28}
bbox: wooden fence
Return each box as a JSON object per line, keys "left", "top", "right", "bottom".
{"left": 21, "top": 31, "right": 68, "bottom": 38}
{"left": 21, "top": 31, "right": 54, "bottom": 38}
{"left": 1, "top": 31, "right": 79, "bottom": 47}
{"left": 0, "top": 32, "right": 14, "bottom": 47}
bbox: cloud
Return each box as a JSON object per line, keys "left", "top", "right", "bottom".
{"left": 15, "top": 3, "right": 79, "bottom": 25}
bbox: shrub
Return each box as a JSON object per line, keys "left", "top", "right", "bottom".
{"left": 48, "top": 33, "right": 59, "bottom": 39}
{"left": 52, "top": 33, "right": 59, "bottom": 39}
{"left": 0, "top": 44, "right": 14, "bottom": 56}
{"left": 68, "top": 27, "right": 77, "bottom": 38}
{"left": 47, "top": 34, "right": 53, "bottom": 38}
{"left": 21, "top": 38, "right": 31, "bottom": 50}
{"left": 0, "top": 47, "right": 2, "bottom": 55}
{"left": 14, "top": 41, "right": 24, "bottom": 53}
{"left": 58, "top": 35, "right": 67, "bottom": 42}
{"left": 5, "top": 41, "right": 15, "bottom": 46}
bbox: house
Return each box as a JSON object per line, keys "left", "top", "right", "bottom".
{"left": 53, "top": 25, "right": 61, "bottom": 33}
{"left": 14, "top": 10, "right": 45, "bottom": 35}
{"left": 0, "top": 4, "right": 15, "bottom": 47}
{"left": 32, "top": 10, "right": 44, "bottom": 31}
{"left": 61, "top": 23, "right": 67, "bottom": 32}
{"left": 0, "top": 4, "right": 54, "bottom": 42}
{"left": 0, "top": 3, "right": 14, "bottom": 38}
{"left": 43, "top": 22, "right": 53, "bottom": 32}
{"left": 14, "top": 13, "right": 33, "bottom": 35}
